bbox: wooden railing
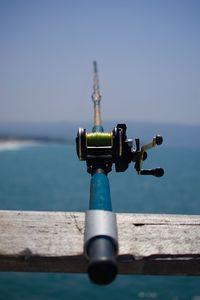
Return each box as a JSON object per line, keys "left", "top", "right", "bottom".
{"left": 0, "top": 210, "right": 199, "bottom": 275}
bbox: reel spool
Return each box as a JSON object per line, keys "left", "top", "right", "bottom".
{"left": 76, "top": 129, "right": 113, "bottom": 161}
{"left": 76, "top": 124, "right": 132, "bottom": 173}
{"left": 86, "top": 132, "right": 113, "bottom": 147}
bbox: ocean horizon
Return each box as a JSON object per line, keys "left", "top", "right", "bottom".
{"left": 0, "top": 120, "right": 200, "bottom": 148}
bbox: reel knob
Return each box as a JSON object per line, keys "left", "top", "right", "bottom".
{"left": 155, "top": 135, "right": 163, "bottom": 145}
{"left": 140, "top": 168, "right": 164, "bottom": 177}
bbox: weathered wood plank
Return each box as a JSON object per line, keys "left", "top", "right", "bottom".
{"left": 0, "top": 210, "right": 200, "bottom": 275}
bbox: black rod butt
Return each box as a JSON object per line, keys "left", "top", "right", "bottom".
{"left": 87, "top": 237, "right": 118, "bottom": 285}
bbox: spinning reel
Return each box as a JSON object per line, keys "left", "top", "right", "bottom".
{"left": 76, "top": 123, "right": 164, "bottom": 177}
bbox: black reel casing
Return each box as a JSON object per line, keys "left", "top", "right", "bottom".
{"left": 76, "top": 123, "right": 164, "bottom": 176}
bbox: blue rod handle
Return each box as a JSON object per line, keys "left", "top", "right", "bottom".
{"left": 89, "top": 172, "right": 112, "bottom": 211}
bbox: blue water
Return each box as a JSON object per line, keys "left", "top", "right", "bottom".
{"left": 0, "top": 143, "right": 200, "bottom": 299}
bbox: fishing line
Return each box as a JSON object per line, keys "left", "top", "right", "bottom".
{"left": 86, "top": 132, "right": 113, "bottom": 147}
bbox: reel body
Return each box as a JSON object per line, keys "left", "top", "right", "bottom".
{"left": 76, "top": 123, "right": 164, "bottom": 176}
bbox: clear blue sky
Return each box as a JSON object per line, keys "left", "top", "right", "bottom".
{"left": 0, "top": 0, "right": 200, "bottom": 125}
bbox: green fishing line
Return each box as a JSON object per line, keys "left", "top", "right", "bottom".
{"left": 86, "top": 132, "right": 113, "bottom": 146}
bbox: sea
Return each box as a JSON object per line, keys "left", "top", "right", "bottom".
{"left": 0, "top": 142, "right": 200, "bottom": 300}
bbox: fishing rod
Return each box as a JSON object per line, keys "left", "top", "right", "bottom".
{"left": 76, "top": 62, "right": 164, "bottom": 285}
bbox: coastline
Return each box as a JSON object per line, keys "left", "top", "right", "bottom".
{"left": 0, "top": 135, "right": 72, "bottom": 144}
{"left": 0, "top": 139, "right": 39, "bottom": 152}
{"left": 0, "top": 136, "right": 72, "bottom": 152}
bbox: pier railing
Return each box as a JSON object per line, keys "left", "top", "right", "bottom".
{"left": 0, "top": 210, "right": 199, "bottom": 276}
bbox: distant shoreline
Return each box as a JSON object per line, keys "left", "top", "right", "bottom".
{"left": 0, "top": 121, "right": 200, "bottom": 147}
{"left": 0, "top": 135, "right": 73, "bottom": 145}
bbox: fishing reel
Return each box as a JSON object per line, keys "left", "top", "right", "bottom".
{"left": 76, "top": 123, "right": 164, "bottom": 177}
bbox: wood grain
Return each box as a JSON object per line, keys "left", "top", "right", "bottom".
{"left": 0, "top": 210, "right": 199, "bottom": 275}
